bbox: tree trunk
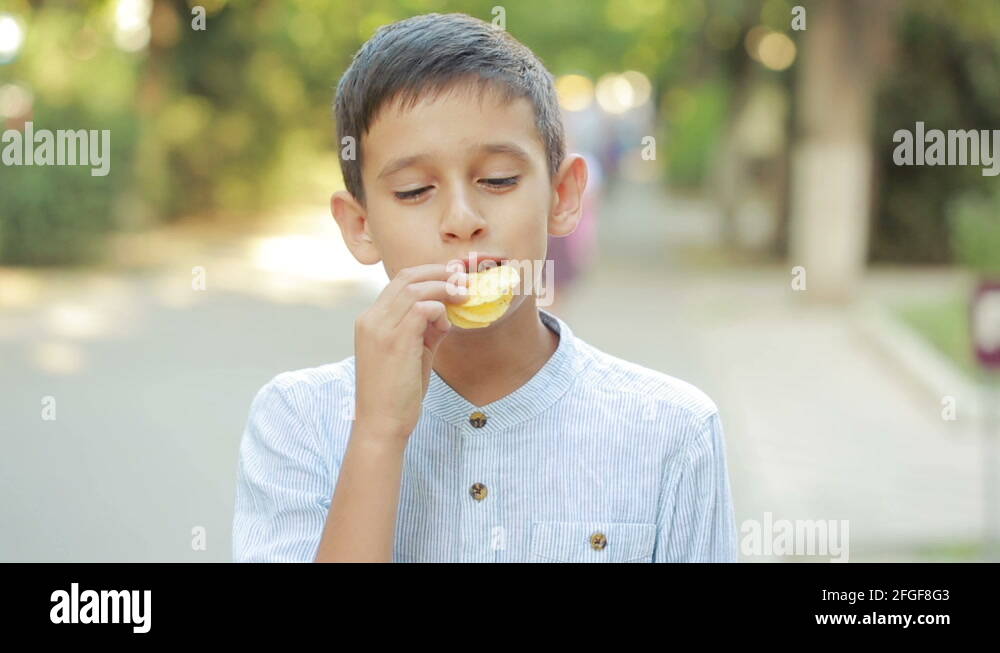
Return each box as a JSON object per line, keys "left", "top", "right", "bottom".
{"left": 788, "top": 0, "right": 897, "bottom": 302}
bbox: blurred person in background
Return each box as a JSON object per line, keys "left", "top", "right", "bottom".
{"left": 544, "top": 102, "right": 605, "bottom": 315}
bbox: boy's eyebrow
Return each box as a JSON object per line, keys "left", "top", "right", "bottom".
{"left": 376, "top": 142, "right": 534, "bottom": 181}
{"left": 476, "top": 142, "right": 533, "bottom": 165}
{"left": 377, "top": 154, "right": 430, "bottom": 181}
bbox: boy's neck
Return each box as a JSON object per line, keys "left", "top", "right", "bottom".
{"left": 431, "top": 298, "right": 560, "bottom": 408}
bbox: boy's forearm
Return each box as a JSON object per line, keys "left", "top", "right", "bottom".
{"left": 313, "top": 421, "right": 408, "bottom": 562}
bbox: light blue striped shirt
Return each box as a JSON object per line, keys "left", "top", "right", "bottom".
{"left": 232, "top": 309, "right": 738, "bottom": 562}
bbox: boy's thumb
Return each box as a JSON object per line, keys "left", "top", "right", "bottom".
{"left": 423, "top": 317, "right": 450, "bottom": 353}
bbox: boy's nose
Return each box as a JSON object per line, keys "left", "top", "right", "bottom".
{"left": 440, "top": 190, "right": 487, "bottom": 241}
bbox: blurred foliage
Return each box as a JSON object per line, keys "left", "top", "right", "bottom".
{"left": 872, "top": 0, "right": 1000, "bottom": 264}
{"left": 0, "top": 109, "right": 136, "bottom": 265}
{"left": 894, "top": 298, "right": 976, "bottom": 378}
{"left": 0, "top": 3, "right": 138, "bottom": 264}
{"left": 947, "top": 190, "right": 1000, "bottom": 277}
{"left": 662, "top": 80, "right": 730, "bottom": 188}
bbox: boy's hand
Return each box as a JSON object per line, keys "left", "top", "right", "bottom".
{"left": 353, "top": 263, "right": 468, "bottom": 445}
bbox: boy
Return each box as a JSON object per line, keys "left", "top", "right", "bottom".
{"left": 232, "top": 13, "right": 738, "bottom": 563}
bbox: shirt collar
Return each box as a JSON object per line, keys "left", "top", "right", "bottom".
{"left": 423, "top": 308, "right": 586, "bottom": 432}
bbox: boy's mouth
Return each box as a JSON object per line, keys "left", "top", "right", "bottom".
{"left": 462, "top": 254, "right": 508, "bottom": 273}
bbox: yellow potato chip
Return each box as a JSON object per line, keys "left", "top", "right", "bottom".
{"left": 446, "top": 264, "right": 519, "bottom": 328}
{"left": 461, "top": 264, "right": 520, "bottom": 307}
{"left": 449, "top": 292, "right": 512, "bottom": 323}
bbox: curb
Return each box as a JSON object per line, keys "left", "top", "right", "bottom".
{"left": 851, "top": 299, "right": 987, "bottom": 422}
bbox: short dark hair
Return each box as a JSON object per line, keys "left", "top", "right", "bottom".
{"left": 333, "top": 13, "right": 566, "bottom": 205}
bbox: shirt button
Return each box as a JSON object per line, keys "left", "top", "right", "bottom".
{"left": 469, "top": 411, "right": 487, "bottom": 428}
{"left": 590, "top": 532, "right": 608, "bottom": 550}
{"left": 469, "top": 482, "right": 488, "bottom": 501}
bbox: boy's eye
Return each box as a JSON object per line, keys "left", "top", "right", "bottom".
{"left": 394, "top": 186, "right": 432, "bottom": 201}
{"left": 480, "top": 176, "right": 520, "bottom": 189}
{"left": 393, "top": 177, "right": 519, "bottom": 200}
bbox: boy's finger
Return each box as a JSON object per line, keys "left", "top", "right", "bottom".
{"left": 385, "top": 279, "right": 467, "bottom": 328}
{"left": 399, "top": 299, "right": 445, "bottom": 338}
{"left": 423, "top": 304, "right": 452, "bottom": 351}
{"left": 376, "top": 263, "right": 467, "bottom": 311}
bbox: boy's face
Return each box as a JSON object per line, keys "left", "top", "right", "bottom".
{"left": 333, "top": 81, "right": 586, "bottom": 326}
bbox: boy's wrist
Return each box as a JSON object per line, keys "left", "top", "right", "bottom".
{"left": 350, "top": 417, "right": 412, "bottom": 453}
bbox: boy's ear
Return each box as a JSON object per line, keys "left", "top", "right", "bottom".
{"left": 331, "top": 190, "right": 381, "bottom": 265}
{"left": 548, "top": 154, "right": 589, "bottom": 238}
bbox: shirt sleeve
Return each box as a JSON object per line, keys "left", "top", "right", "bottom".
{"left": 654, "top": 411, "right": 739, "bottom": 562}
{"left": 232, "top": 376, "right": 332, "bottom": 562}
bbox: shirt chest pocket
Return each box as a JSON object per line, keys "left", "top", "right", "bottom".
{"left": 529, "top": 521, "right": 657, "bottom": 563}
